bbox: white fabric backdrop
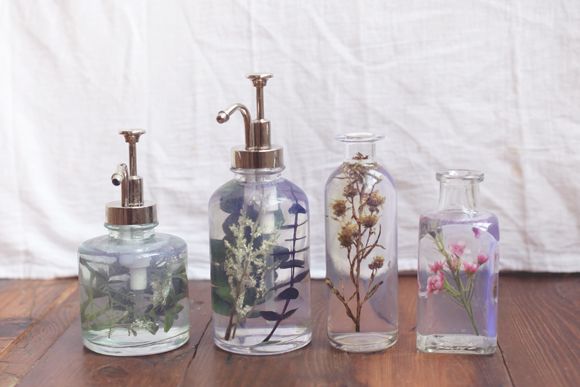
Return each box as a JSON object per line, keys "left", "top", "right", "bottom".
{"left": 1, "top": 0, "right": 579, "bottom": 279}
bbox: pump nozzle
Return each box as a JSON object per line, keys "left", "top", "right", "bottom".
{"left": 216, "top": 73, "right": 284, "bottom": 170}
{"left": 105, "top": 130, "right": 157, "bottom": 225}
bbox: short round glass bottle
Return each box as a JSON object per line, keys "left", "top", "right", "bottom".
{"left": 416, "top": 170, "right": 500, "bottom": 355}
{"left": 325, "top": 133, "right": 398, "bottom": 353}
{"left": 209, "top": 168, "right": 312, "bottom": 355}
{"left": 78, "top": 223, "right": 190, "bottom": 356}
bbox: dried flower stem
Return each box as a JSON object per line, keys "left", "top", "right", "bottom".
{"left": 326, "top": 154, "right": 386, "bottom": 332}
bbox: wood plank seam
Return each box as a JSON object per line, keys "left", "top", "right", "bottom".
{"left": 179, "top": 318, "right": 212, "bottom": 387}
{"left": 497, "top": 341, "right": 516, "bottom": 387}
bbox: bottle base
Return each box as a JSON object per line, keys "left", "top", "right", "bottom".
{"left": 416, "top": 333, "right": 497, "bottom": 355}
{"left": 328, "top": 331, "right": 398, "bottom": 353}
{"left": 83, "top": 329, "right": 190, "bottom": 356}
{"left": 214, "top": 331, "right": 312, "bottom": 356}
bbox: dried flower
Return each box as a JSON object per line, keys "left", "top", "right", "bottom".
{"left": 427, "top": 271, "right": 445, "bottom": 294}
{"left": 463, "top": 262, "right": 478, "bottom": 275}
{"left": 332, "top": 200, "right": 348, "bottom": 217}
{"left": 328, "top": 156, "right": 386, "bottom": 333}
{"left": 472, "top": 227, "right": 481, "bottom": 238}
{"left": 343, "top": 184, "right": 357, "bottom": 198}
{"left": 353, "top": 152, "right": 369, "bottom": 160}
{"left": 450, "top": 242, "right": 466, "bottom": 257}
{"left": 368, "top": 256, "right": 384, "bottom": 271}
{"left": 366, "top": 191, "right": 385, "bottom": 208}
{"left": 477, "top": 254, "right": 488, "bottom": 266}
{"left": 360, "top": 214, "right": 378, "bottom": 228}
{"left": 223, "top": 210, "right": 277, "bottom": 339}
{"left": 429, "top": 260, "right": 445, "bottom": 273}
{"left": 338, "top": 223, "right": 359, "bottom": 248}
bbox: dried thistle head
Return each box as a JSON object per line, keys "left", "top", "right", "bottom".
{"left": 366, "top": 191, "right": 385, "bottom": 208}
{"left": 343, "top": 184, "right": 357, "bottom": 198}
{"left": 332, "top": 199, "right": 348, "bottom": 217}
{"left": 360, "top": 214, "right": 378, "bottom": 228}
{"left": 368, "top": 256, "right": 384, "bottom": 271}
{"left": 338, "top": 223, "right": 359, "bottom": 247}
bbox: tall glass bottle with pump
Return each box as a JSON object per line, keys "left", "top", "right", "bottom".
{"left": 78, "top": 130, "right": 190, "bottom": 356}
{"left": 417, "top": 170, "right": 500, "bottom": 354}
{"left": 325, "top": 133, "right": 398, "bottom": 353}
{"left": 209, "top": 74, "right": 311, "bottom": 355}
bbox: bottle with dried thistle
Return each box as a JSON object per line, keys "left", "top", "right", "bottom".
{"left": 325, "top": 133, "right": 398, "bottom": 353}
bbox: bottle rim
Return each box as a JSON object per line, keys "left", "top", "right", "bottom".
{"left": 335, "top": 132, "right": 384, "bottom": 143}
{"left": 436, "top": 169, "right": 484, "bottom": 182}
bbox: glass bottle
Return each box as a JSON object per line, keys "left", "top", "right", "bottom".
{"left": 416, "top": 170, "right": 500, "bottom": 355}
{"left": 325, "top": 133, "right": 398, "bottom": 353}
{"left": 79, "top": 130, "right": 190, "bottom": 356}
{"left": 209, "top": 74, "right": 311, "bottom": 355}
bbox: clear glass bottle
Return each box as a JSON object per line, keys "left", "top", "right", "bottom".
{"left": 325, "top": 133, "right": 398, "bottom": 353}
{"left": 416, "top": 169, "right": 500, "bottom": 355}
{"left": 209, "top": 74, "right": 311, "bottom": 355}
{"left": 79, "top": 130, "right": 190, "bottom": 356}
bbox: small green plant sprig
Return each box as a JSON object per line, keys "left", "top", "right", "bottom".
{"left": 80, "top": 256, "right": 188, "bottom": 337}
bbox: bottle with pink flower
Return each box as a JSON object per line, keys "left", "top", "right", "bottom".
{"left": 417, "top": 169, "right": 499, "bottom": 355}
{"left": 325, "top": 133, "right": 398, "bottom": 353}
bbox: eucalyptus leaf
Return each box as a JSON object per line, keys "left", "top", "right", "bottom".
{"left": 279, "top": 260, "right": 305, "bottom": 269}
{"left": 275, "top": 287, "right": 299, "bottom": 301}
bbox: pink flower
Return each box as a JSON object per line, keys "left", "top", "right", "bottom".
{"left": 472, "top": 227, "right": 481, "bottom": 238}
{"left": 427, "top": 271, "right": 445, "bottom": 294}
{"left": 477, "top": 254, "right": 488, "bottom": 266}
{"left": 463, "top": 262, "right": 478, "bottom": 275}
{"left": 450, "top": 242, "right": 466, "bottom": 257}
{"left": 429, "top": 260, "right": 445, "bottom": 273}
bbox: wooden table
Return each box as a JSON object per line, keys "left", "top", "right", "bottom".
{"left": 0, "top": 275, "right": 577, "bottom": 387}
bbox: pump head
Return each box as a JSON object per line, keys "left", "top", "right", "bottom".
{"left": 216, "top": 73, "right": 284, "bottom": 170}
{"left": 105, "top": 130, "right": 157, "bottom": 225}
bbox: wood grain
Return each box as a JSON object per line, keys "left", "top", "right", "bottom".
{"left": 184, "top": 277, "right": 513, "bottom": 387}
{"left": 17, "top": 281, "right": 212, "bottom": 387}
{"left": 0, "top": 279, "right": 77, "bottom": 355}
{"left": 498, "top": 273, "right": 580, "bottom": 387}
{"left": 0, "top": 275, "right": 577, "bottom": 387}
{"left": 0, "top": 284, "right": 78, "bottom": 387}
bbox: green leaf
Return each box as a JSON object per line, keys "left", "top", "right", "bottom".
{"left": 271, "top": 246, "right": 291, "bottom": 263}
{"left": 211, "top": 286, "right": 234, "bottom": 316}
{"left": 163, "top": 303, "right": 184, "bottom": 333}
{"left": 219, "top": 181, "right": 244, "bottom": 214}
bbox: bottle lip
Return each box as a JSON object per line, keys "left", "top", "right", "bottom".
{"left": 336, "top": 132, "right": 384, "bottom": 143}
{"left": 436, "top": 169, "right": 484, "bottom": 182}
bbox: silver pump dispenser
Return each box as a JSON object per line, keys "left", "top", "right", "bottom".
{"left": 106, "top": 130, "right": 157, "bottom": 225}
{"left": 216, "top": 73, "right": 284, "bottom": 170}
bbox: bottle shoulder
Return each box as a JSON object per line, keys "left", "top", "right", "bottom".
{"left": 420, "top": 209, "right": 500, "bottom": 240}
{"left": 209, "top": 177, "right": 309, "bottom": 205}
{"left": 79, "top": 232, "right": 187, "bottom": 256}
{"left": 420, "top": 208, "right": 498, "bottom": 222}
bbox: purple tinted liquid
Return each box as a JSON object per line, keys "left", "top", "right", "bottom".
{"left": 417, "top": 211, "right": 499, "bottom": 353}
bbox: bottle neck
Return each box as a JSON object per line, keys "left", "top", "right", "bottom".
{"left": 105, "top": 224, "right": 157, "bottom": 240}
{"left": 232, "top": 169, "right": 283, "bottom": 183}
{"left": 438, "top": 180, "right": 480, "bottom": 212}
{"left": 344, "top": 142, "right": 376, "bottom": 163}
